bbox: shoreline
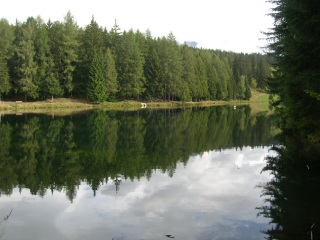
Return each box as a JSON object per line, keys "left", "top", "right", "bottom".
{"left": 0, "top": 97, "right": 270, "bottom": 115}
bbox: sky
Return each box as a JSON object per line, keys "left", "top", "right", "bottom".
{"left": 0, "top": 0, "right": 273, "bottom": 53}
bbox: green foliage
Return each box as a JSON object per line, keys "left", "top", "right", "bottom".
{"left": 0, "top": 55, "right": 10, "bottom": 101}
{"left": 75, "top": 16, "right": 104, "bottom": 96}
{"left": 115, "top": 30, "right": 145, "bottom": 100}
{"left": 250, "top": 77, "right": 257, "bottom": 88}
{"left": 104, "top": 48, "right": 118, "bottom": 100}
{"left": 1, "top": 13, "right": 271, "bottom": 102}
{"left": 14, "top": 18, "right": 39, "bottom": 100}
{"left": 60, "top": 11, "right": 79, "bottom": 95}
{"left": 267, "top": 0, "right": 320, "bottom": 135}
{"left": 0, "top": 18, "right": 14, "bottom": 58}
{"left": 143, "top": 37, "right": 163, "bottom": 100}
{"left": 87, "top": 50, "right": 107, "bottom": 102}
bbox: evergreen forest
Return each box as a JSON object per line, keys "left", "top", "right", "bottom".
{"left": 0, "top": 12, "right": 271, "bottom": 103}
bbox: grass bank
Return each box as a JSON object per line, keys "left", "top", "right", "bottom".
{"left": 0, "top": 90, "right": 270, "bottom": 114}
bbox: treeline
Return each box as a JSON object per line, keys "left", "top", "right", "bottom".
{"left": 0, "top": 12, "right": 271, "bottom": 102}
{"left": 0, "top": 106, "right": 276, "bottom": 200}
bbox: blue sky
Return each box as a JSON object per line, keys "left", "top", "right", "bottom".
{"left": 1, "top": 0, "right": 274, "bottom": 53}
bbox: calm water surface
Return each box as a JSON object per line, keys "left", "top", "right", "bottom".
{"left": 0, "top": 106, "right": 277, "bottom": 240}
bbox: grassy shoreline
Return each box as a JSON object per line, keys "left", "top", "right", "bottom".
{"left": 0, "top": 90, "right": 270, "bottom": 114}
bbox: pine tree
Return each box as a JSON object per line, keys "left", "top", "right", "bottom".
{"left": 60, "top": 11, "right": 79, "bottom": 96}
{"left": 0, "top": 19, "right": 14, "bottom": 59}
{"left": 104, "top": 48, "right": 118, "bottom": 100}
{"left": 0, "top": 19, "right": 12, "bottom": 101}
{"left": 158, "top": 33, "right": 183, "bottom": 101}
{"left": 87, "top": 49, "right": 107, "bottom": 102}
{"left": 116, "top": 30, "right": 145, "bottom": 100}
{"left": 75, "top": 16, "right": 104, "bottom": 96}
{"left": 15, "top": 18, "right": 39, "bottom": 100}
{"left": 0, "top": 55, "right": 10, "bottom": 102}
{"left": 34, "top": 17, "right": 62, "bottom": 100}
{"left": 181, "top": 45, "right": 196, "bottom": 101}
{"left": 43, "top": 55, "right": 63, "bottom": 100}
{"left": 47, "top": 20, "right": 65, "bottom": 97}
{"left": 213, "top": 55, "right": 228, "bottom": 100}
{"left": 237, "top": 75, "right": 246, "bottom": 99}
{"left": 195, "top": 51, "right": 209, "bottom": 100}
{"left": 144, "top": 36, "right": 163, "bottom": 100}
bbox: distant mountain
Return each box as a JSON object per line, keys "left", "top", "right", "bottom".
{"left": 185, "top": 41, "right": 198, "bottom": 48}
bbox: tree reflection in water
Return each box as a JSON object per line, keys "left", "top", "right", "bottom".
{"left": 257, "top": 133, "right": 320, "bottom": 240}
{"left": 0, "top": 106, "right": 276, "bottom": 201}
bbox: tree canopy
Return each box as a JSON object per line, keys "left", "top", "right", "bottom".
{"left": 266, "top": 0, "right": 320, "bottom": 136}
{"left": 0, "top": 13, "right": 271, "bottom": 102}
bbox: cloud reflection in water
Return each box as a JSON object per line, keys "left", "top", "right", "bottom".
{"left": 1, "top": 147, "right": 272, "bottom": 240}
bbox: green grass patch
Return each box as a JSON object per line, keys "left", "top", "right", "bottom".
{"left": 257, "top": 94, "right": 269, "bottom": 102}
{"left": 257, "top": 103, "right": 270, "bottom": 111}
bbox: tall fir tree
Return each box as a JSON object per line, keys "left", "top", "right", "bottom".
{"left": 157, "top": 33, "right": 184, "bottom": 101}
{"left": 0, "top": 55, "right": 10, "bottom": 102}
{"left": 60, "top": 11, "right": 79, "bottom": 96}
{"left": 14, "top": 18, "right": 39, "bottom": 100}
{"left": 104, "top": 48, "right": 118, "bottom": 100}
{"left": 181, "top": 45, "right": 196, "bottom": 101}
{"left": 143, "top": 36, "right": 163, "bottom": 100}
{"left": 0, "top": 18, "right": 14, "bottom": 59}
{"left": 116, "top": 30, "right": 145, "bottom": 100}
{"left": 0, "top": 18, "right": 13, "bottom": 101}
{"left": 87, "top": 49, "right": 107, "bottom": 102}
{"left": 75, "top": 16, "right": 104, "bottom": 96}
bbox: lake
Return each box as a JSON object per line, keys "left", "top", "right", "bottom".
{"left": 0, "top": 106, "right": 277, "bottom": 240}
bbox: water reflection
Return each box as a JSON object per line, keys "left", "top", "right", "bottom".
{"left": 0, "top": 106, "right": 276, "bottom": 199}
{"left": 0, "top": 106, "right": 277, "bottom": 239}
{"left": 1, "top": 147, "right": 271, "bottom": 240}
{"left": 258, "top": 134, "right": 320, "bottom": 240}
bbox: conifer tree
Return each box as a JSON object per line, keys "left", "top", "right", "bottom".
{"left": 33, "top": 17, "right": 62, "bottom": 100}
{"left": 0, "top": 19, "right": 14, "bottom": 59}
{"left": 195, "top": 51, "right": 209, "bottom": 100}
{"left": 75, "top": 16, "right": 104, "bottom": 96}
{"left": 104, "top": 48, "right": 118, "bottom": 100}
{"left": 60, "top": 11, "right": 79, "bottom": 96}
{"left": 34, "top": 17, "right": 49, "bottom": 94}
{"left": 158, "top": 33, "right": 183, "bottom": 101}
{"left": 181, "top": 45, "right": 196, "bottom": 101}
{"left": 15, "top": 18, "right": 39, "bottom": 100}
{"left": 144, "top": 37, "right": 163, "bottom": 100}
{"left": 0, "top": 19, "right": 12, "bottom": 101}
{"left": 87, "top": 49, "right": 107, "bottom": 102}
{"left": 116, "top": 30, "right": 145, "bottom": 100}
{"left": 43, "top": 55, "right": 63, "bottom": 101}
{"left": 0, "top": 55, "right": 10, "bottom": 102}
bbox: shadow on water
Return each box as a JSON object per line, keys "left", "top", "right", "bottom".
{"left": 257, "top": 131, "right": 320, "bottom": 240}
{"left": 0, "top": 105, "right": 277, "bottom": 201}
